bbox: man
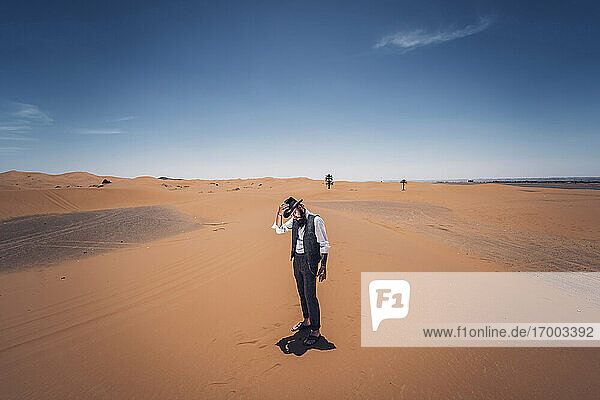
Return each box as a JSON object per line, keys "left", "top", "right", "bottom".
{"left": 272, "top": 197, "right": 330, "bottom": 346}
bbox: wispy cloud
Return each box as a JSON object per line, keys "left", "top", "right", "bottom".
{"left": 374, "top": 16, "right": 493, "bottom": 53}
{"left": 0, "top": 125, "right": 33, "bottom": 132}
{"left": 75, "top": 129, "right": 123, "bottom": 135}
{"left": 106, "top": 115, "right": 139, "bottom": 122}
{"left": 0, "top": 146, "right": 25, "bottom": 152}
{"left": 0, "top": 134, "right": 39, "bottom": 141}
{"left": 0, "top": 101, "right": 53, "bottom": 148}
{"left": 11, "top": 103, "right": 54, "bottom": 125}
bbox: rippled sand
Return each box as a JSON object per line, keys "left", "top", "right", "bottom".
{"left": 313, "top": 200, "right": 600, "bottom": 271}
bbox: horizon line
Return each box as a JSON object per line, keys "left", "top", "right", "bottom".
{"left": 2, "top": 169, "right": 599, "bottom": 183}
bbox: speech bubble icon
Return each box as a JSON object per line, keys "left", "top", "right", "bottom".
{"left": 369, "top": 279, "right": 411, "bottom": 331}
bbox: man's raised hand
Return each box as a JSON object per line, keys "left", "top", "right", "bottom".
{"left": 278, "top": 203, "right": 289, "bottom": 215}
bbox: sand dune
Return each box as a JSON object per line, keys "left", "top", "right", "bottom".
{"left": 1, "top": 171, "right": 599, "bottom": 398}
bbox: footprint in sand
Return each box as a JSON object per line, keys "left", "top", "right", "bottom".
{"left": 236, "top": 339, "right": 258, "bottom": 345}
{"left": 262, "top": 363, "right": 281, "bottom": 375}
{"left": 208, "top": 377, "right": 236, "bottom": 387}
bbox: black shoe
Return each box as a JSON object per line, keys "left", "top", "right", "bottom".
{"left": 291, "top": 321, "right": 310, "bottom": 331}
{"left": 303, "top": 332, "right": 321, "bottom": 346}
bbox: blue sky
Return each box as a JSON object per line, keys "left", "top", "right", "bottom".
{"left": 1, "top": 0, "right": 598, "bottom": 180}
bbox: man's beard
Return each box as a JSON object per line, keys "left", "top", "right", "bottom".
{"left": 297, "top": 210, "right": 307, "bottom": 227}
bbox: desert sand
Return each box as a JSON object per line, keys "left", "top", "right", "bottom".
{"left": 1, "top": 170, "right": 599, "bottom": 398}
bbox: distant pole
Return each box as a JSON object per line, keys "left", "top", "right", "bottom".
{"left": 325, "top": 174, "right": 334, "bottom": 189}
{"left": 401, "top": 179, "right": 406, "bottom": 191}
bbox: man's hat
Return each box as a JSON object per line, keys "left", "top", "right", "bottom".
{"left": 282, "top": 196, "right": 303, "bottom": 218}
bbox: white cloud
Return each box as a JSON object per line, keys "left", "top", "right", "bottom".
{"left": 106, "top": 115, "right": 139, "bottom": 122}
{"left": 0, "top": 134, "right": 38, "bottom": 141}
{"left": 0, "top": 146, "right": 25, "bottom": 152}
{"left": 0, "top": 125, "right": 33, "bottom": 132}
{"left": 76, "top": 129, "right": 123, "bottom": 135}
{"left": 11, "top": 102, "right": 54, "bottom": 125}
{"left": 0, "top": 101, "right": 53, "bottom": 147}
{"left": 375, "top": 17, "right": 493, "bottom": 52}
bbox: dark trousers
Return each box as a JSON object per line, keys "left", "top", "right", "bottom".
{"left": 293, "top": 253, "right": 321, "bottom": 330}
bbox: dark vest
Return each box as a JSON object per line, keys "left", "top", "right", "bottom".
{"left": 291, "top": 213, "right": 322, "bottom": 267}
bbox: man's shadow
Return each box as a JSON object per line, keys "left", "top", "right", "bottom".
{"left": 276, "top": 330, "right": 336, "bottom": 356}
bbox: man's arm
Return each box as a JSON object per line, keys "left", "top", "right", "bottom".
{"left": 314, "top": 216, "right": 330, "bottom": 281}
{"left": 275, "top": 204, "right": 284, "bottom": 227}
{"left": 314, "top": 216, "right": 330, "bottom": 261}
{"left": 271, "top": 205, "right": 293, "bottom": 234}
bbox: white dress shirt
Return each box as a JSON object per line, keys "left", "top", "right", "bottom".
{"left": 271, "top": 209, "right": 330, "bottom": 254}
